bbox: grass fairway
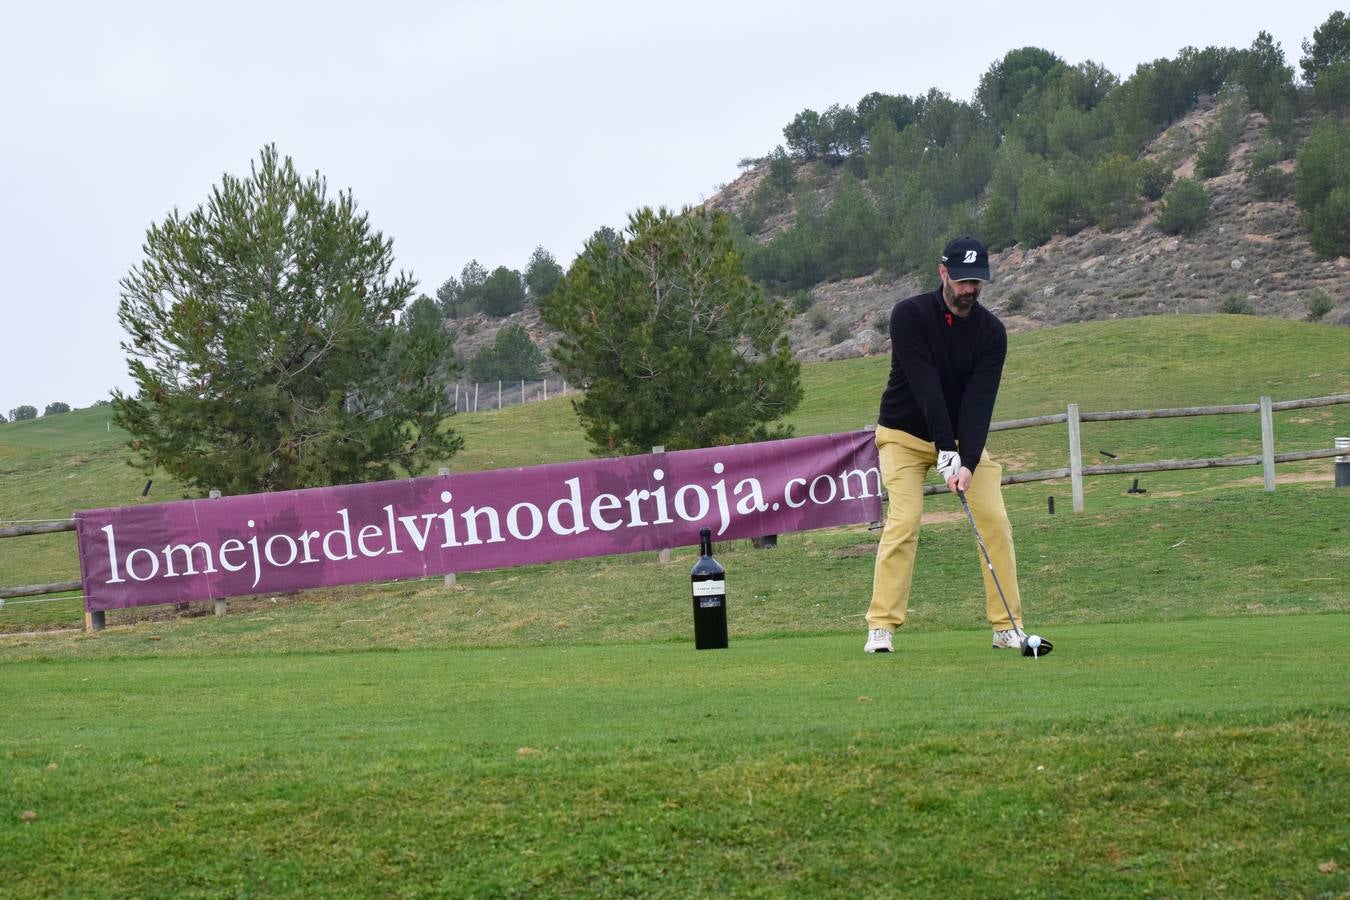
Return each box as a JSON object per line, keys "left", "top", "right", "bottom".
{"left": 1, "top": 315, "right": 1348, "bottom": 895}
{"left": 3, "top": 617, "right": 1347, "bottom": 896}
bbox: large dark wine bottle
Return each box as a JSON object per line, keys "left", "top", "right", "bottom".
{"left": 690, "top": 527, "right": 728, "bottom": 649}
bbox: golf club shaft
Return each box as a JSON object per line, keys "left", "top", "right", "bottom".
{"left": 955, "top": 489, "right": 1022, "bottom": 638}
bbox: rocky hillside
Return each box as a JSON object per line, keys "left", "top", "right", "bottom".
{"left": 450, "top": 97, "right": 1346, "bottom": 374}
{"left": 709, "top": 97, "right": 1349, "bottom": 364}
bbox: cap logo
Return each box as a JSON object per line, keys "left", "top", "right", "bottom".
{"left": 963, "top": 250, "right": 978, "bottom": 264}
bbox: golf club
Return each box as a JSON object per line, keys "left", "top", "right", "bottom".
{"left": 955, "top": 489, "right": 1053, "bottom": 658}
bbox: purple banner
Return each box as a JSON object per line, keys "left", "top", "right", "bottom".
{"left": 74, "top": 430, "right": 881, "bottom": 612}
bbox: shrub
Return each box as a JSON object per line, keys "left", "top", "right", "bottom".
{"left": 1248, "top": 166, "right": 1295, "bottom": 200}
{"left": 1244, "top": 139, "right": 1294, "bottom": 201}
{"left": 808, "top": 308, "right": 830, "bottom": 333}
{"left": 1248, "top": 140, "right": 1285, "bottom": 171}
{"left": 1003, "top": 290, "right": 1028, "bottom": 313}
{"left": 1013, "top": 202, "right": 1056, "bottom": 248}
{"left": 1309, "top": 186, "right": 1350, "bottom": 257}
{"left": 1314, "top": 60, "right": 1350, "bottom": 111}
{"left": 981, "top": 194, "right": 1016, "bottom": 251}
{"left": 1156, "top": 178, "right": 1210, "bottom": 235}
{"left": 469, "top": 324, "right": 543, "bottom": 382}
{"left": 1194, "top": 128, "right": 1230, "bottom": 179}
{"left": 1215, "top": 86, "right": 1247, "bottom": 140}
{"left": 1219, "top": 294, "right": 1254, "bottom": 314}
{"left": 767, "top": 146, "right": 797, "bottom": 192}
{"left": 524, "top": 247, "right": 563, "bottom": 301}
{"left": 1306, "top": 289, "right": 1335, "bottom": 321}
{"left": 790, "top": 289, "right": 816, "bottom": 314}
{"left": 741, "top": 178, "right": 789, "bottom": 234}
{"left": 1137, "top": 160, "right": 1174, "bottom": 200}
{"left": 1295, "top": 119, "right": 1350, "bottom": 214}
{"left": 1041, "top": 175, "right": 1093, "bottom": 236}
{"left": 829, "top": 323, "right": 852, "bottom": 345}
{"left": 480, "top": 266, "right": 525, "bottom": 317}
{"left": 1089, "top": 155, "right": 1145, "bottom": 231}
{"left": 43, "top": 402, "right": 71, "bottom": 416}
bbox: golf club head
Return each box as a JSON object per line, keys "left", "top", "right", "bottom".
{"left": 1021, "top": 634, "right": 1053, "bottom": 658}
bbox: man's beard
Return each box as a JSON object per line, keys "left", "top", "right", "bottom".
{"left": 943, "top": 280, "right": 980, "bottom": 313}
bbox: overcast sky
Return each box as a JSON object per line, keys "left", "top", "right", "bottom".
{"left": 0, "top": 1, "right": 1337, "bottom": 415}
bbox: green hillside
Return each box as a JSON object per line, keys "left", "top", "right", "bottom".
{"left": 0, "top": 314, "right": 1345, "bottom": 635}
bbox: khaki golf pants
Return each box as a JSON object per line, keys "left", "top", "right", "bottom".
{"left": 867, "top": 425, "right": 1022, "bottom": 632}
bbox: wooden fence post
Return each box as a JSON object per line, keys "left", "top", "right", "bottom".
{"left": 439, "top": 467, "right": 456, "bottom": 587}
{"left": 1068, "top": 403, "right": 1084, "bottom": 512}
{"left": 209, "top": 490, "right": 228, "bottom": 616}
{"left": 1259, "top": 396, "right": 1276, "bottom": 492}
{"left": 654, "top": 446, "right": 671, "bottom": 563}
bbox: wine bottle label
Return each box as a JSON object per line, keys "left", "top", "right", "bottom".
{"left": 692, "top": 580, "right": 726, "bottom": 596}
{"left": 698, "top": 597, "right": 723, "bottom": 608}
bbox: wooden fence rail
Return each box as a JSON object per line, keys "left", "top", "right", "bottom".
{"left": 3, "top": 393, "right": 1347, "bottom": 616}
{"left": 984, "top": 447, "right": 1346, "bottom": 488}
{"left": 990, "top": 393, "right": 1350, "bottom": 432}
{"left": 0, "top": 520, "right": 77, "bottom": 539}
{"left": 1, "top": 580, "right": 82, "bottom": 598}
{"left": 987, "top": 393, "right": 1346, "bottom": 510}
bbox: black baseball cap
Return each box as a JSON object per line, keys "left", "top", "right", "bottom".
{"left": 940, "top": 236, "right": 992, "bottom": 283}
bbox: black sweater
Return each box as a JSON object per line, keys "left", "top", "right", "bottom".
{"left": 877, "top": 289, "right": 1007, "bottom": 473}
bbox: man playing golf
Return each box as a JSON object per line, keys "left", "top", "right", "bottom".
{"left": 864, "top": 236, "right": 1032, "bottom": 654}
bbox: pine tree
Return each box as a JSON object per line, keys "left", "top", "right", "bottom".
{"left": 114, "top": 145, "right": 461, "bottom": 494}
{"left": 542, "top": 207, "right": 802, "bottom": 455}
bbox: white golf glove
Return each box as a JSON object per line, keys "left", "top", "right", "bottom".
{"left": 937, "top": 450, "right": 962, "bottom": 481}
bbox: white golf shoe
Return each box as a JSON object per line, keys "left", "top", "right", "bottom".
{"left": 864, "top": 628, "right": 893, "bottom": 653}
{"left": 991, "top": 628, "right": 1024, "bottom": 649}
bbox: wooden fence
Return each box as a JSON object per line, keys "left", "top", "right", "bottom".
{"left": 935, "top": 392, "right": 1350, "bottom": 512}
{"left": 2, "top": 392, "right": 1347, "bottom": 628}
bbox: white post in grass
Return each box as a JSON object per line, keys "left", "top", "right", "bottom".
{"left": 498, "top": 381, "right": 502, "bottom": 410}
{"left": 439, "top": 467, "right": 456, "bottom": 587}
{"left": 1067, "top": 403, "right": 1084, "bottom": 512}
{"left": 209, "top": 490, "right": 227, "bottom": 616}
{"left": 654, "top": 446, "right": 671, "bottom": 562}
{"left": 1259, "top": 395, "right": 1276, "bottom": 492}
{"left": 521, "top": 380, "right": 526, "bottom": 404}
